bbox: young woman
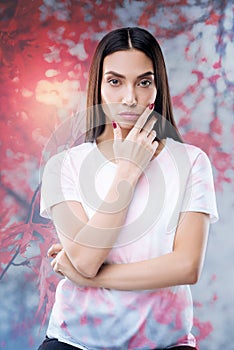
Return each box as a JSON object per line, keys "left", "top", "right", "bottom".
{"left": 38, "top": 27, "right": 218, "bottom": 350}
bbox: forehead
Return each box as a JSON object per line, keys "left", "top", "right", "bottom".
{"left": 102, "top": 49, "right": 154, "bottom": 74}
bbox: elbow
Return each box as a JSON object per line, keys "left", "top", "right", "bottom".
{"left": 184, "top": 263, "right": 201, "bottom": 285}
{"left": 186, "top": 268, "right": 200, "bottom": 285}
{"left": 177, "top": 254, "right": 201, "bottom": 285}
{"left": 73, "top": 258, "right": 100, "bottom": 279}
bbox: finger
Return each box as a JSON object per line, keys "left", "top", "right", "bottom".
{"left": 57, "top": 270, "right": 64, "bottom": 276}
{"left": 112, "top": 121, "right": 122, "bottom": 142}
{"left": 148, "top": 129, "right": 157, "bottom": 142}
{"left": 52, "top": 262, "right": 64, "bottom": 276}
{"left": 133, "top": 105, "right": 154, "bottom": 133}
{"left": 47, "top": 243, "right": 63, "bottom": 257}
{"left": 48, "top": 249, "right": 59, "bottom": 258}
{"left": 51, "top": 259, "right": 60, "bottom": 272}
{"left": 47, "top": 243, "right": 61, "bottom": 256}
{"left": 143, "top": 115, "right": 157, "bottom": 135}
{"left": 51, "top": 258, "right": 56, "bottom": 269}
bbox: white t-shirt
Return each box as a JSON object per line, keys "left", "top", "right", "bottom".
{"left": 40, "top": 138, "right": 218, "bottom": 349}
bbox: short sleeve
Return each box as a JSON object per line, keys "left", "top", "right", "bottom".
{"left": 180, "top": 151, "right": 219, "bottom": 223}
{"left": 40, "top": 151, "right": 81, "bottom": 219}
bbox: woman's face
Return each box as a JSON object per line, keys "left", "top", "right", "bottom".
{"left": 101, "top": 49, "right": 157, "bottom": 130}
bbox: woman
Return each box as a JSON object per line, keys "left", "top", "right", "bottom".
{"left": 39, "top": 27, "right": 218, "bottom": 350}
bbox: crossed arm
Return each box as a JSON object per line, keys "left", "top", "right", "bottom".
{"left": 49, "top": 209, "right": 210, "bottom": 291}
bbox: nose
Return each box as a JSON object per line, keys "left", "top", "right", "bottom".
{"left": 122, "top": 86, "right": 137, "bottom": 107}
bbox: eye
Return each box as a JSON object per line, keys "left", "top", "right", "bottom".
{"left": 138, "top": 79, "right": 152, "bottom": 87}
{"left": 108, "top": 78, "right": 120, "bottom": 86}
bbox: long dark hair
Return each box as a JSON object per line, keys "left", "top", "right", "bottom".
{"left": 85, "top": 27, "right": 182, "bottom": 143}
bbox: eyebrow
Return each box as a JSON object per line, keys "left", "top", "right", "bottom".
{"left": 104, "top": 71, "right": 154, "bottom": 79}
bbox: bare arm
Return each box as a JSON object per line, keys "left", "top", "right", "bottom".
{"left": 51, "top": 211, "right": 210, "bottom": 290}
{"left": 50, "top": 106, "right": 158, "bottom": 278}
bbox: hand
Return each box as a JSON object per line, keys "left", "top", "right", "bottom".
{"left": 49, "top": 244, "right": 93, "bottom": 286}
{"left": 47, "top": 243, "right": 63, "bottom": 258}
{"left": 48, "top": 243, "right": 71, "bottom": 276}
{"left": 50, "top": 248, "right": 74, "bottom": 277}
{"left": 113, "top": 105, "right": 158, "bottom": 180}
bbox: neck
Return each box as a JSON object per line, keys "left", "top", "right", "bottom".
{"left": 96, "top": 123, "right": 131, "bottom": 144}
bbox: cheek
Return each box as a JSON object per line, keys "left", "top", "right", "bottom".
{"left": 101, "top": 84, "right": 123, "bottom": 105}
{"left": 149, "top": 87, "right": 157, "bottom": 102}
{"left": 137, "top": 87, "right": 157, "bottom": 106}
{"left": 101, "top": 85, "right": 118, "bottom": 119}
{"left": 101, "top": 84, "right": 114, "bottom": 104}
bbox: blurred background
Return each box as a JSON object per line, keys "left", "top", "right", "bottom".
{"left": 0, "top": 1, "right": 233, "bottom": 349}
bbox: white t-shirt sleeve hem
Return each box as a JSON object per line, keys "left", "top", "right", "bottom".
{"left": 180, "top": 149, "right": 219, "bottom": 224}
{"left": 40, "top": 195, "right": 81, "bottom": 219}
{"left": 40, "top": 150, "right": 82, "bottom": 219}
{"left": 180, "top": 208, "right": 219, "bottom": 223}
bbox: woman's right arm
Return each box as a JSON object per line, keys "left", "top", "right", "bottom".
{"left": 51, "top": 168, "right": 136, "bottom": 279}
{"left": 51, "top": 106, "right": 157, "bottom": 278}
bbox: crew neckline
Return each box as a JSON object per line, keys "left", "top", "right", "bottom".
{"left": 93, "top": 138, "right": 169, "bottom": 167}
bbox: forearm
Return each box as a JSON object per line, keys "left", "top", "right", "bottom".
{"left": 56, "top": 166, "right": 138, "bottom": 277}
{"left": 63, "top": 252, "right": 197, "bottom": 291}
{"left": 87, "top": 213, "right": 208, "bottom": 289}
{"left": 74, "top": 168, "right": 137, "bottom": 247}
{"left": 93, "top": 253, "right": 198, "bottom": 290}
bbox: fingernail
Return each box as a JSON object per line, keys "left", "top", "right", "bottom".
{"left": 112, "top": 121, "right": 117, "bottom": 129}
{"left": 149, "top": 103, "right": 155, "bottom": 110}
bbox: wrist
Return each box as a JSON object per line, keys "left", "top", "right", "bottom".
{"left": 116, "top": 161, "right": 141, "bottom": 187}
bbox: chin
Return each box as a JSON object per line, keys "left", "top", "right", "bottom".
{"left": 118, "top": 121, "right": 134, "bottom": 130}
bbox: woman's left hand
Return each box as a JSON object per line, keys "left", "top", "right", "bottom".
{"left": 49, "top": 244, "right": 93, "bottom": 286}
{"left": 48, "top": 243, "right": 76, "bottom": 277}
{"left": 50, "top": 248, "right": 72, "bottom": 276}
{"left": 48, "top": 243, "right": 63, "bottom": 258}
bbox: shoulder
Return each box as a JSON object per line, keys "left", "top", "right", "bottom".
{"left": 166, "top": 138, "right": 210, "bottom": 164}
{"left": 67, "top": 142, "right": 95, "bottom": 157}
{"left": 163, "top": 138, "right": 213, "bottom": 177}
{"left": 45, "top": 142, "right": 95, "bottom": 165}
{"left": 42, "top": 142, "right": 95, "bottom": 176}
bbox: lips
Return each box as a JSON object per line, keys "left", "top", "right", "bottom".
{"left": 118, "top": 112, "right": 140, "bottom": 121}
